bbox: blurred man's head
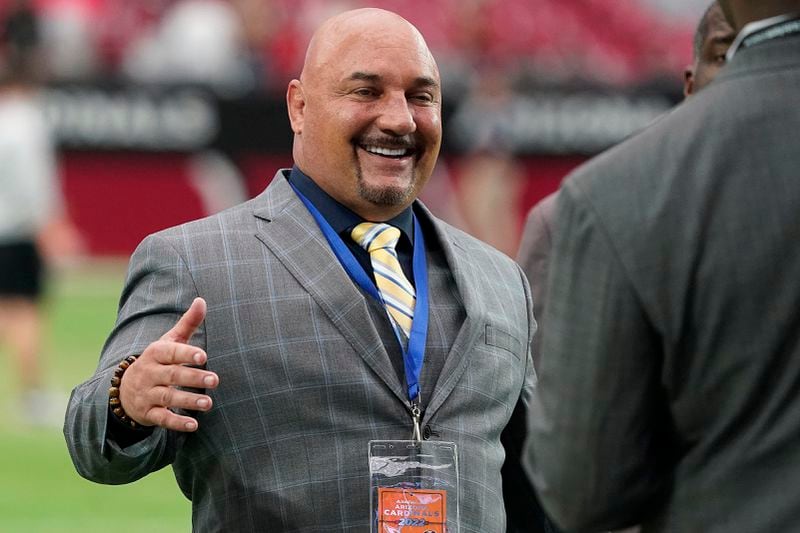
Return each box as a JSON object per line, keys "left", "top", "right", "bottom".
{"left": 684, "top": 1, "right": 736, "bottom": 97}
{"left": 286, "top": 8, "right": 442, "bottom": 221}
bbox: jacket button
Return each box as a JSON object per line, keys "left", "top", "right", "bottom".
{"left": 422, "top": 425, "right": 432, "bottom": 440}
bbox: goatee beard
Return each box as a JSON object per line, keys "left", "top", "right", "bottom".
{"left": 356, "top": 168, "right": 416, "bottom": 207}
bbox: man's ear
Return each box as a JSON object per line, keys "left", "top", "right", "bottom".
{"left": 683, "top": 66, "right": 695, "bottom": 98}
{"left": 287, "top": 79, "right": 305, "bottom": 134}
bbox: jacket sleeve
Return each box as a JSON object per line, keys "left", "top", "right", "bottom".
{"left": 63, "top": 232, "right": 205, "bottom": 484}
{"left": 524, "top": 179, "right": 668, "bottom": 532}
{"left": 516, "top": 192, "right": 558, "bottom": 368}
{"left": 503, "top": 261, "right": 562, "bottom": 533}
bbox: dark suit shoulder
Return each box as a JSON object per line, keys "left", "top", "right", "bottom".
{"left": 519, "top": 192, "right": 558, "bottom": 249}
{"left": 531, "top": 191, "right": 558, "bottom": 221}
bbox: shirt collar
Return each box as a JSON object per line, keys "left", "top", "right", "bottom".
{"left": 727, "top": 13, "right": 800, "bottom": 61}
{"left": 288, "top": 166, "right": 415, "bottom": 245}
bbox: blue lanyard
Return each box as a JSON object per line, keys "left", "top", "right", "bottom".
{"left": 289, "top": 182, "right": 429, "bottom": 404}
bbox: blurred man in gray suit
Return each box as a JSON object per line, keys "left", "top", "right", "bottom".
{"left": 64, "top": 8, "right": 535, "bottom": 532}
{"left": 518, "top": 0, "right": 734, "bottom": 367}
{"left": 511, "top": 6, "right": 733, "bottom": 533}
{"left": 525, "top": 0, "right": 800, "bottom": 530}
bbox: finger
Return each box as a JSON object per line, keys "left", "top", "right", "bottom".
{"left": 118, "top": 376, "right": 214, "bottom": 427}
{"left": 155, "top": 364, "right": 219, "bottom": 389}
{"left": 146, "top": 340, "right": 208, "bottom": 366}
{"left": 161, "top": 297, "right": 207, "bottom": 343}
{"left": 145, "top": 406, "right": 202, "bottom": 432}
{"left": 149, "top": 385, "right": 214, "bottom": 412}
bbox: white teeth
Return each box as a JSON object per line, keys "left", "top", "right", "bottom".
{"left": 363, "top": 145, "right": 409, "bottom": 157}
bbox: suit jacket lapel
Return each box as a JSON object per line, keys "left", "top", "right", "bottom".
{"left": 252, "top": 171, "right": 407, "bottom": 405}
{"left": 414, "top": 203, "right": 487, "bottom": 419}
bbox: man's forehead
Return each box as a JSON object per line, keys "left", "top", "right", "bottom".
{"left": 320, "top": 38, "right": 439, "bottom": 84}
{"left": 334, "top": 28, "right": 434, "bottom": 63}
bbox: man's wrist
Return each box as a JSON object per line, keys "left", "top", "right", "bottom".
{"left": 106, "top": 404, "right": 154, "bottom": 448}
{"left": 106, "top": 354, "right": 155, "bottom": 448}
{"left": 109, "top": 355, "right": 140, "bottom": 428}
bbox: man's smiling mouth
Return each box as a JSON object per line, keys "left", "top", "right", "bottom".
{"left": 362, "top": 145, "right": 409, "bottom": 157}
{"left": 357, "top": 140, "right": 417, "bottom": 159}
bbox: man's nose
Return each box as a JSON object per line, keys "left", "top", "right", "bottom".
{"left": 375, "top": 93, "right": 417, "bottom": 136}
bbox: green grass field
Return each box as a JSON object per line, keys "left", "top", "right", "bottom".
{"left": 0, "top": 261, "right": 190, "bottom": 532}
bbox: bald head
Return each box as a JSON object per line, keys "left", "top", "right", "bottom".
{"left": 286, "top": 8, "right": 443, "bottom": 220}
{"left": 692, "top": 2, "right": 731, "bottom": 61}
{"left": 301, "top": 9, "right": 437, "bottom": 85}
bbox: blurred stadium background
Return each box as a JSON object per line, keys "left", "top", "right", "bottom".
{"left": 0, "top": 0, "right": 704, "bottom": 530}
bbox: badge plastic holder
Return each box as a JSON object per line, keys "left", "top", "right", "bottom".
{"left": 369, "top": 440, "right": 459, "bottom": 533}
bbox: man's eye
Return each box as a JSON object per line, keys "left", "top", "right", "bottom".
{"left": 714, "top": 54, "right": 727, "bottom": 65}
{"left": 354, "top": 88, "right": 376, "bottom": 97}
{"left": 410, "top": 93, "right": 434, "bottom": 104}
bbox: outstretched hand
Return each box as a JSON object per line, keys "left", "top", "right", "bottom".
{"left": 118, "top": 298, "right": 218, "bottom": 432}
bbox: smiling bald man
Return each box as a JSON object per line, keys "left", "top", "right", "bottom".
{"left": 65, "top": 9, "right": 537, "bottom": 532}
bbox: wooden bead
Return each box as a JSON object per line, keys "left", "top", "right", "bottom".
{"left": 109, "top": 354, "right": 140, "bottom": 428}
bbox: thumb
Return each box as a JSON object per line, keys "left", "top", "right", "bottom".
{"left": 162, "top": 297, "right": 207, "bottom": 343}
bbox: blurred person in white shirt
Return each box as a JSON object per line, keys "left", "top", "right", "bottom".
{"left": 0, "top": 4, "right": 81, "bottom": 426}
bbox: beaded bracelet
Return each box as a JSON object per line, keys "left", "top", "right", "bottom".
{"left": 109, "top": 355, "right": 140, "bottom": 428}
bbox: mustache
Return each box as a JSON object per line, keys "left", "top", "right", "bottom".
{"left": 356, "top": 135, "right": 418, "bottom": 150}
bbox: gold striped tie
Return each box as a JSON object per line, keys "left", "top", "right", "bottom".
{"left": 351, "top": 222, "right": 416, "bottom": 338}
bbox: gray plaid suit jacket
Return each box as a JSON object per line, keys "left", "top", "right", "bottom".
{"left": 525, "top": 34, "right": 800, "bottom": 532}
{"left": 65, "top": 170, "right": 536, "bottom": 532}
